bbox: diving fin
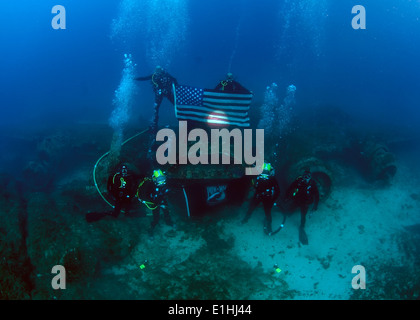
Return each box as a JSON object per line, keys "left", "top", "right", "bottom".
{"left": 135, "top": 75, "right": 152, "bottom": 81}
{"left": 299, "top": 226, "right": 308, "bottom": 245}
{"left": 85, "top": 211, "right": 110, "bottom": 223}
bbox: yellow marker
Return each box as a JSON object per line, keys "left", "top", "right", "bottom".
{"left": 275, "top": 267, "right": 281, "bottom": 273}
{"left": 140, "top": 260, "right": 148, "bottom": 270}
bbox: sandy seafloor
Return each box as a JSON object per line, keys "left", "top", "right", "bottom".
{"left": 1, "top": 123, "right": 419, "bottom": 300}
{"left": 95, "top": 147, "right": 420, "bottom": 300}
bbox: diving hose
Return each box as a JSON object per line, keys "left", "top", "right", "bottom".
{"left": 182, "top": 187, "right": 190, "bottom": 218}
{"left": 93, "top": 128, "right": 149, "bottom": 208}
{"left": 93, "top": 127, "right": 191, "bottom": 219}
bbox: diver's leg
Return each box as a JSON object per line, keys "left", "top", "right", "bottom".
{"left": 162, "top": 204, "right": 173, "bottom": 227}
{"left": 112, "top": 200, "right": 122, "bottom": 218}
{"left": 122, "top": 199, "right": 131, "bottom": 215}
{"left": 148, "top": 97, "right": 163, "bottom": 164}
{"left": 299, "top": 205, "right": 309, "bottom": 245}
{"left": 263, "top": 200, "right": 274, "bottom": 234}
{"left": 242, "top": 196, "right": 259, "bottom": 224}
{"left": 149, "top": 207, "right": 160, "bottom": 238}
{"left": 150, "top": 96, "right": 162, "bottom": 137}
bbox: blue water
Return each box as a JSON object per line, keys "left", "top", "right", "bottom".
{"left": 1, "top": 0, "right": 420, "bottom": 301}
{"left": 1, "top": 0, "right": 419, "bottom": 129}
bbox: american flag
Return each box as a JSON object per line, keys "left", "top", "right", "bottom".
{"left": 174, "top": 85, "right": 253, "bottom": 127}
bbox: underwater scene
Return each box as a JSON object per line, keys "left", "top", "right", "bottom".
{"left": 1, "top": 0, "right": 420, "bottom": 302}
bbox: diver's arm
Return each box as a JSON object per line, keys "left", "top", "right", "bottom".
{"left": 286, "top": 181, "right": 298, "bottom": 199}
{"left": 272, "top": 179, "right": 281, "bottom": 200}
{"left": 232, "top": 81, "right": 251, "bottom": 94}
{"left": 128, "top": 179, "right": 137, "bottom": 198}
{"left": 107, "top": 176, "right": 113, "bottom": 193}
{"left": 135, "top": 75, "right": 153, "bottom": 81}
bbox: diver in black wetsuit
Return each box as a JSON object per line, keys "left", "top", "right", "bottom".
{"left": 135, "top": 66, "right": 178, "bottom": 137}
{"left": 107, "top": 163, "right": 137, "bottom": 218}
{"left": 241, "top": 163, "right": 280, "bottom": 235}
{"left": 285, "top": 170, "right": 319, "bottom": 245}
{"left": 85, "top": 163, "right": 137, "bottom": 223}
{"left": 136, "top": 169, "right": 173, "bottom": 239}
{"left": 214, "top": 72, "right": 251, "bottom": 93}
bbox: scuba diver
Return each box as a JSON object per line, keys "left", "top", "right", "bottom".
{"left": 135, "top": 66, "right": 178, "bottom": 137}
{"left": 136, "top": 169, "right": 174, "bottom": 239}
{"left": 135, "top": 66, "right": 179, "bottom": 160}
{"left": 241, "top": 163, "right": 280, "bottom": 235}
{"left": 285, "top": 169, "right": 319, "bottom": 245}
{"left": 107, "top": 163, "right": 137, "bottom": 217}
{"left": 85, "top": 163, "right": 137, "bottom": 223}
{"left": 214, "top": 72, "right": 252, "bottom": 93}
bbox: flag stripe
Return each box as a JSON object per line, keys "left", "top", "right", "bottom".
{"left": 203, "top": 91, "right": 253, "bottom": 99}
{"left": 176, "top": 105, "right": 249, "bottom": 117}
{"left": 202, "top": 100, "right": 250, "bottom": 109}
{"left": 176, "top": 109, "right": 250, "bottom": 122}
{"left": 177, "top": 114, "right": 250, "bottom": 127}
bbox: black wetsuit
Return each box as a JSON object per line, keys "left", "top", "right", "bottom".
{"left": 242, "top": 175, "right": 280, "bottom": 234}
{"left": 286, "top": 177, "right": 319, "bottom": 244}
{"left": 107, "top": 172, "right": 136, "bottom": 217}
{"left": 137, "top": 178, "right": 173, "bottom": 236}
{"left": 214, "top": 78, "right": 251, "bottom": 94}
{"left": 136, "top": 69, "right": 178, "bottom": 136}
